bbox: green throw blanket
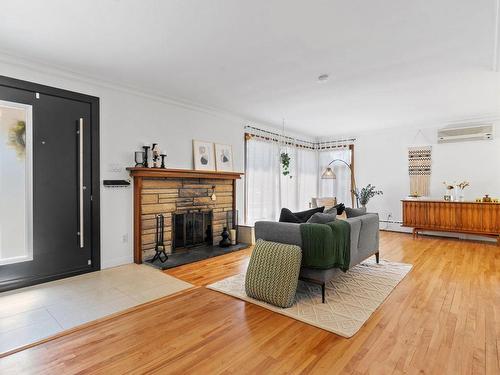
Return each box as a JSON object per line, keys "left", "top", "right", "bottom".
{"left": 299, "top": 220, "right": 351, "bottom": 271}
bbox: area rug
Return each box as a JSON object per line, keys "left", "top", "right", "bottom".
{"left": 207, "top": 259, "right": 412, "bottom": 338}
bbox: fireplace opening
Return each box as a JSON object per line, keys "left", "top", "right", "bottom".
{"left": 172, "top": 210, "right": 213, "bottom": 251}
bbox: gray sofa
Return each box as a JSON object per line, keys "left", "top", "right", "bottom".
{"left": 254, "top": 213, "right": 380, "bottom": 302}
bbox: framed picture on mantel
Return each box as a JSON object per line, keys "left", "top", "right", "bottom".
{"left": 193, "top": 140, "right": 215, "bottom": 171}
{"left": 215, "top": 143, "right": 233, "bottom": 172}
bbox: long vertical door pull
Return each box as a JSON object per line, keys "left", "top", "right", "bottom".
{"left": 79, "top": 118, "right": 84, "bottom": 248}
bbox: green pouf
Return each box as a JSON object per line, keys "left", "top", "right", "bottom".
{"left": 245, "top": 239, "right": 302, "bottom": 308}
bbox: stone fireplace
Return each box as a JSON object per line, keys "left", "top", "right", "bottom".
{"left": 127, "top": 167, "right": 243, "bottom": 263}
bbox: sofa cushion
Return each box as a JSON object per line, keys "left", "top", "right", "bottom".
{"left": 278, "top": 208, "right": 303, "bottom": 223}
{"left": 279, "top": 206, "right": 324, "bottom": 223}
{"left": 306, "top": 212, "right": 337, "bottom": 224}
{"left": 254, "top": 221, "right": 302, "bottom": 247}
{"left": 345, "top": 206, "right": 367, "bottom": 218}
{"left": 325, "top": 203, "right": 346, "bottom": 215}
{"left": 245, "top": 239, "right": 302, "bottom": 308}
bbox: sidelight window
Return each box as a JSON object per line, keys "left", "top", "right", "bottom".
{"left": 0, "top": 100, "right": 33, "bottom": 265}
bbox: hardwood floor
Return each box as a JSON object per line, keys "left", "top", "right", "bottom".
{"left": 0, "top": 232, "right": 498, "bottom": 374}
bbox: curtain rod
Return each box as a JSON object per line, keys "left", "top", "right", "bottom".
{"left": 244, "top": 125, "right": 356, "bottom": 148}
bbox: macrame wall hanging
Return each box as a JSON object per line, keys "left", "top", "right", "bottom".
{"left": 408, "top": 145, "right": 432, "bottom": 197}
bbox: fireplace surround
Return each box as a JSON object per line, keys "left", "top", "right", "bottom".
{"left": 127, "top": 167, "right": 244, "bottom": 263}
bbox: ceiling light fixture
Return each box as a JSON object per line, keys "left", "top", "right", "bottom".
{"left": 318, "top": 74, "right": 329, "bottom": 82}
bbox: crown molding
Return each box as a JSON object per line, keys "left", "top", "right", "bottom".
{"left": 0, "top": 50, "right": 279, "bottom": 128}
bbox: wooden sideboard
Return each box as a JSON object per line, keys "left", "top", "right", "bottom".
{"left": 402, "top": 199, "right": 500, "bottom": 244}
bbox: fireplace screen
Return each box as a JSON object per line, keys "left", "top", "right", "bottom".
{"left": 172, "top": 211, "right": 213, "bottom": 250}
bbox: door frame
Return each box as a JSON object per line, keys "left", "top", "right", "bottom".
{"left": 0, "top": 75, "right": 100, "bottom": 290}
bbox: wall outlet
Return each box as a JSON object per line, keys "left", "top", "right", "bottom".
{"left": 121, "top": 234, "right": 128, "bottom": 243}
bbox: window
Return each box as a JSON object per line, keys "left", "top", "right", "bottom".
{"left": 0, "top": 100, "right": 33, "bottom": 265}
{"left": 318, "top": 146, "right": 354, "bottom": 207}
{"left": 245, "top": 130, "right": 354, "bottom": 224}
{"left": 245, "top": 136, "right": 281, "bottom": 224}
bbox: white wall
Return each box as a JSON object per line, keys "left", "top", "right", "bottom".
{"left": 0, "top": 57, "right": 252, "bottom": 268}
{"left": 352, "top": 124, "right": 500, "bottom": 236}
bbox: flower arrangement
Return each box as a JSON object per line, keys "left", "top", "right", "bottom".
{"left": 443, "top": 181, "right": 470, "bottom": 201}
{"left": 352, "top": 184, "right": 383, "bottom": 207}
{"left": 7, "top": 121, "right": 26, "bottom": 159}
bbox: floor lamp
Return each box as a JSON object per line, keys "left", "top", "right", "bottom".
{"left": 321, "top": 159, "right": 359, "bottom": 208}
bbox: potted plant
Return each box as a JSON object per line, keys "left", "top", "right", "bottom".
{"left": 280, "top": 152, "right": 292, "bottom": 178}
{"left": 352, "top": 184, "right": 383, "bottom": 207}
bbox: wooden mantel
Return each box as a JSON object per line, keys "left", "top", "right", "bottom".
{"left": 127, "top": 167, "right": 244, "bottom": 180}
{"left": 127, "top": 167, "right": 244, "bottom": 264}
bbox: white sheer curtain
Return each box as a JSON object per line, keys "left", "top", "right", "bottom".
{"left": 245, "top": 138, "right": 281, "bottom": 224}
{"left": 318, "top": 148, "right": 353, "bottom": 207}
{"left": 246, "top": 135, "right": 354, "bottom": 223}
{"left": 296, "top": 148, "right": 318, "bottom": 210}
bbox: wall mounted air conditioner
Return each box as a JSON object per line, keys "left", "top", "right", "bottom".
{"left": 437, "top": 124, "right": 494, "bottom": 143}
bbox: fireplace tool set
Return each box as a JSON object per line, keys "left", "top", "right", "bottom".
{"left": 152, "top": 214, "right": 168, "bottom": 263}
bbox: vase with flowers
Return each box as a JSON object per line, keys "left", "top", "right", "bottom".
{"left": 456, "top": 181, "right": 470, "bottom": 202}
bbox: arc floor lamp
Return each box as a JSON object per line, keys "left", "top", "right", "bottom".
{"left": 321, "top": 159, "right": 359, "bottom": 208}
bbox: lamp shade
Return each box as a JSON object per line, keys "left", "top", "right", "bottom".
{"left": 321, "top": 167, "right": 336, "bottom": 179}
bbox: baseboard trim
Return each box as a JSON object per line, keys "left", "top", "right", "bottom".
{"left": 101, "top": 255, "right": 134, "bottom": 269}
{"left": 379, "top": 228, "right": 497, "bottom": 243}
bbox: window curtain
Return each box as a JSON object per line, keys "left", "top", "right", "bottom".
{"left": 318, "top": 148, "right": 353, "bottom": 207}
{"left": 245, "top": 132, "right": 354, "bottom": 224}
{"left": 295, "top": 148, "right": 318, "bottom": 210}
{"left": 245, "top": 138, "right": 281, "bottom": 224}
{"left": 246, "top": 139, "right": 319, "bottom": 223}
{"left": 279, "top": 147, "right": 317, "bottom": 212}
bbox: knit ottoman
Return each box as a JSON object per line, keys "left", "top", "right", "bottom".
{"left": 245, "top": 239, "right": 302, "bottom": 308}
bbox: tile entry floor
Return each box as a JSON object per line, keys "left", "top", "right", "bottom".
{"left": 0, "top": 264, "right": 193, "bottom": 354}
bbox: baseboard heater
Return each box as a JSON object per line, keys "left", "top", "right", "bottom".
{"left": 379, "top": 219, "right": 403, "bottom": 224}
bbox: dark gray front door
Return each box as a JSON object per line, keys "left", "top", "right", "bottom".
{"left": 0, "top": 82, "right": 97, "bottom": 291}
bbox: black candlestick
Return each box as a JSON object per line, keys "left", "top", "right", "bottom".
{"left": 142, "top": 146, "right": 150, "bottom": 168}
{"left": 160, "top": 154, "right": 167, "bottom": 169}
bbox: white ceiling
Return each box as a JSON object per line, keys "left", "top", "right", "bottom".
{"left": 0, "top": 0, "right": 499, "bottom": 136}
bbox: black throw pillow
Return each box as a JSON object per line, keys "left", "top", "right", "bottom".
{"left": 293, "top": 206, "right": 325, "bottom": 222}
{"left": 278, "top": 208, "right": 303, "bottom": 223}
{"left": 325, "top": 203, "right": 345, "bottom": 215}
{"left": 279, "top": 206, "right": 325, "bottom": 223}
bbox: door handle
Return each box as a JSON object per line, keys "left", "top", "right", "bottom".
{"left": 79, "top": 118, "right": 84, "bottom": 248}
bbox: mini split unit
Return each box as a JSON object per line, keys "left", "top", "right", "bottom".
{"left": 437, "top": 124, "right": 494, "bottom": 143}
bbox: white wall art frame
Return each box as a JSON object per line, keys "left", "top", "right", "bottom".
{"left": 215, "top": 143, "right": 233, "bottom": 172}
{"left": 193, "top": 140, "right": 215, "bottom": 171}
